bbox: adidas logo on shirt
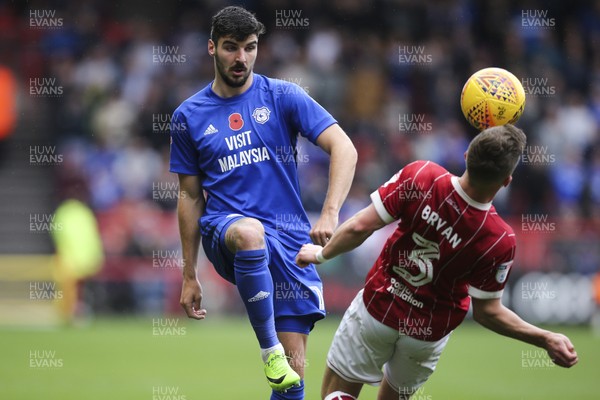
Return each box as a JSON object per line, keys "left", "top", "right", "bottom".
{"left": 248, "top": 291, "right": 270, "bottom": 302}
{"left": 204, "top": 124, "right": 219, "bottom": 135}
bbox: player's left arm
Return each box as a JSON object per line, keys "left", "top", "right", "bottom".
{"left": 471, "top": 297, "right": 579, "bottom": 368}
{"left": 311, "top": 123, "right": 357, "bottom": 246}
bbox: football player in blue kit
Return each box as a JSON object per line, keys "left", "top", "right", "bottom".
{"left": 169, "top": 6, "right": 357, "bottom": 399}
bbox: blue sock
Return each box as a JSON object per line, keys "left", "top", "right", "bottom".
{"left": 234, "top": 249, "right": 279, "bottom": 349}
{"left": 270, "top": 380, "right": 304, "bottom": 400}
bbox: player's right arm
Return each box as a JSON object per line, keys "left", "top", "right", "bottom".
{"left": 296, "top": 203, "right": 387, "bottom": 267}
{"left": 177, "top": 173, "right": 207, "bottom": 320}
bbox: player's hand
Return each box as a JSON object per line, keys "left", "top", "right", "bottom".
{"left": 544, "top": 332, "right": 578, "bottom": 368}
{"left": 296, "top": 243, "right": 323, "bottom": 268}
{"left": 180, "top": 277, "right": 207, "bottom": 320}
{"left": 310, "top": 211, "right": 338, "bottom": 246}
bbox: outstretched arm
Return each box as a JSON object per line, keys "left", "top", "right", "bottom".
{"left": 471, "top": 297, "right": 578, "bottom": 368}
{"left": 177, "top": 173, "right": 207, "bottom": 320}
{"left": 296, "top": 203, "right": 386, "bottom": 267}
{"left": 310, "top": 124, "right": 357, "bottom": 246}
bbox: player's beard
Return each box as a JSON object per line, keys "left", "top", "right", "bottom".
{"left": 214, "top": 52, "right": 251, "bottom": 88}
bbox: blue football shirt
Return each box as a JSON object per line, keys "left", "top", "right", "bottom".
{"left": 169, "top": 74, "right": 336, "bottom": 248}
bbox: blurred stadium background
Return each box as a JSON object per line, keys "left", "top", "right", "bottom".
{"left": 0, "top": 0, "right": 599, "bottom": 398}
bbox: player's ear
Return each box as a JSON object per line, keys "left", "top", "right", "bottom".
{"left": 208, "top": 39, "right": 215, "bottom": 56}
{"left": 502, "top": 175, "right": 512, "bottom": 187}
{"left": 463, "top": 151, "right": 467, "bottom": 162}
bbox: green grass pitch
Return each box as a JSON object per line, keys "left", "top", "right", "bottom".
{"left": 1, "top": 317, "right": 598, "bottom": 399}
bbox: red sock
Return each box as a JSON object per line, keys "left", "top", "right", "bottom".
{"left": 324, "top": 391, "right": 357, "bottom": 400}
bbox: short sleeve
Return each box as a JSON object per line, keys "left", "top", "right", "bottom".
{"left": 468, "top": 250, "right": 515, "bottom": 299}
{"left": 279, "top": 83, "right": 337, "bottom": 144}
{"left": 370, "top": 161, "right": 432, "bottom": 223}
{"left": 169, "top": 110, "right": 200, "bottom": 175}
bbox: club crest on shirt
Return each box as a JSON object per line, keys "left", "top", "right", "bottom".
{"left": 252, "top": 106, "right": 271, "bottom": 124}
{"left": 495, "top": 261, "right": 513, "bottom": 283}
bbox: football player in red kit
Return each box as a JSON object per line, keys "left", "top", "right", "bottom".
{"left": 296, "top": 124, "right": 578, "bottom": 400}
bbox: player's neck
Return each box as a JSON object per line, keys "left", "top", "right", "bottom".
{"left": 458, "top": 175, "right": 497, "bottom": 204}
{"left": 212, "top": 72, "right": 254, "bottom": 98}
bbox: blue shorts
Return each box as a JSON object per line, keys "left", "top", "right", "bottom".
{"left": 201, "top": 214, "right": 326, "bottom": 334}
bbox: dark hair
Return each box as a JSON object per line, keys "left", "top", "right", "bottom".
{"left": 466, "top": 124, "right": 527, "bottom": 184}
{"left": 210, "top": 6, "right": 265, "bottom": 43}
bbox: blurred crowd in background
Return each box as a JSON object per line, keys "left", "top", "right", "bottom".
{"left": 1, "top": 0, "right": 600, "bottom": 290}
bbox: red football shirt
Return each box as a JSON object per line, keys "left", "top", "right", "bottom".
{"left": 364, "top": 161, "right": 515, "bottom": 341}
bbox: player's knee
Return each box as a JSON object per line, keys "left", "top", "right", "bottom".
{"left": 226, "top": 218, "right": 265, "bottom": 251}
